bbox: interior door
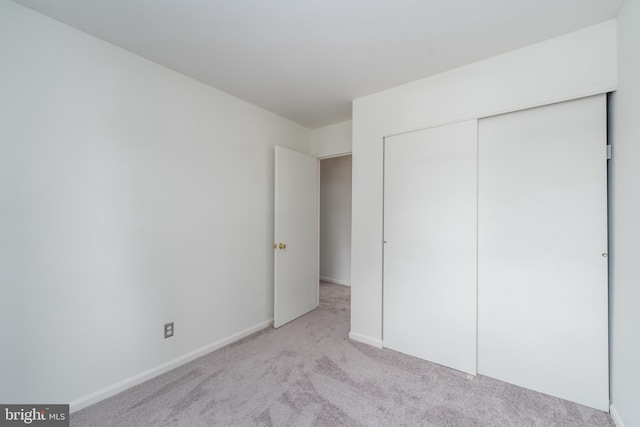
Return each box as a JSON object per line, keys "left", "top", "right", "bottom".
{"left": 383, "top": 120, "right": 478, "bottom": 374}
{"left": 273, "top": 146, "right": 319, "bottom": 328}
{"left": 477, "top": 95, "right": 609, "bottom": 411}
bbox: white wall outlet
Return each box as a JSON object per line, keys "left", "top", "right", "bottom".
{"left": 164, "top": 322, "right": 174, "bottom": 339}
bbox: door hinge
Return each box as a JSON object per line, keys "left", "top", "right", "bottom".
{"left": 607, "top": 145, "right": 612, "bottom": 160}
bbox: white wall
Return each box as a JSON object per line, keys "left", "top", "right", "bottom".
{"left": 350, "top": 20, "right": 617, "bottom": 347}
{"left": 311, "top": 120, "right": 352, "bottom": 158}
{"left": 609, "top": 1, "right": 640, "bottom": 425}
{"left": 320, "top": 156, "right": 352, "bottom": 286}
{"left": 0, "top": 0, "right": 311, "bottom": 410}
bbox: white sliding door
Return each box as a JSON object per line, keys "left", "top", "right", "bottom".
{"left": 383, "top": 120, "right": 477, "bottom": 375}
{"left": 477, "top": 95, "right": 609, "bottom": 410}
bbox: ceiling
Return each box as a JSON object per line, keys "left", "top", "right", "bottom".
{"left": 12, "top": 0, "right": 624, "bottom": 129}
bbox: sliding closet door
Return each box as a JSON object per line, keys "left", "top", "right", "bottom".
{"left": 477, "top": 95, "right": 608, "bottom": 410}
{"left": 384, "top": 120, "right": 477, "bottom": 375}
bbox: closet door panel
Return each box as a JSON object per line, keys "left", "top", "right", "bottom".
{"left": 477, "top": 95, "right": 608, "bottom": 410}
{"left": 384, "top": 120, "right": 477, "bottom": 374}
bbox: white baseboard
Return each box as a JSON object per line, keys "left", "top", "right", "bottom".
{"left": 610, "top": 404, "right": 625, "bottom": 427}
{"left": 320, "top": 276, "right": 351, "bottom": 286}
{"left": 69, "top": 319, "right": 272, "bottom": 413}
{"left": 349, "top": 331, "right": 383, "bottom": 348}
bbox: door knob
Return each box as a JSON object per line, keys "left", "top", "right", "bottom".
{"left": 278, "top": 243, "right": 286, "bottom": 250}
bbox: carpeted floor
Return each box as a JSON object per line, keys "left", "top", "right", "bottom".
{"left": 71, "top": 282, "right": 613, "bottom": 426}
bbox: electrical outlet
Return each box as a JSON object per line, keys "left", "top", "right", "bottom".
{"left": 164, "top": 322, "right": 174, "bottom": 339}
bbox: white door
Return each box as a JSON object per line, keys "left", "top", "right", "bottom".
{"left": 274, "top": 146, "right": 319, "bottom": 328}
{"left": 477, "top": 95, "right": 609, "bottom": 410}
{"left": 384, "top": 120, "right": 478, "bottom": 375}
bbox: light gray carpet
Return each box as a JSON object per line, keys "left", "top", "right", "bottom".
{"left": 71, "top": 282, "right": 613, "bottom": 426}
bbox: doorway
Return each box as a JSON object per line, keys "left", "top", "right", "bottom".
{"left": 319, "top": 155, "right": 352, "bottom": 287}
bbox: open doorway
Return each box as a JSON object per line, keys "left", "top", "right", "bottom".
{"left": 319, "top": 155, "right": 352, "bottom": 287}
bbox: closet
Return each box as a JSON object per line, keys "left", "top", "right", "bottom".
{"left": 383, "top": 94, "right": 609, "bottom": 411}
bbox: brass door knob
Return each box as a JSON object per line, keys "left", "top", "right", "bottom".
{"left": 278, "top": 243, "right": 286, "bottom": 250}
